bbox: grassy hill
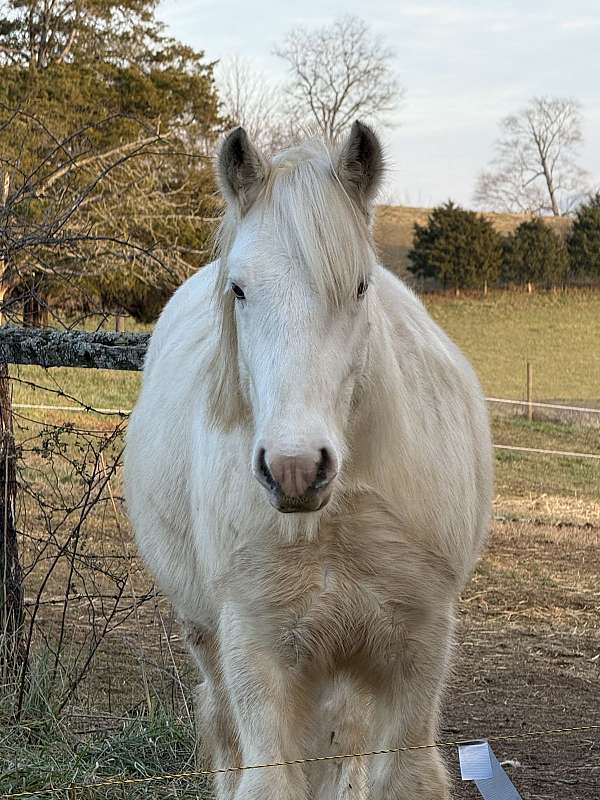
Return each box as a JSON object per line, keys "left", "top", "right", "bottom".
{"left": 374, "top": 205, "right": 572, "bottom": 279}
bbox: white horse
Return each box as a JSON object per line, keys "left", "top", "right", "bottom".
{"left": 124, "top": 122, "right": 493, "bottom": 800}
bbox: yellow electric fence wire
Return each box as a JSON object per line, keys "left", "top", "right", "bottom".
{"left": 3, "top": 724, "right": 599, "bottom": 798}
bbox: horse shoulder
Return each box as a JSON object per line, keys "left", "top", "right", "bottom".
{"left": 143, "top": 260, "right": 219, "bottom": 374}
{"left": 124, "top": 262, "right": 221, "bottom": 616}
{"left": 369, "top": 266, "right": 493, "bottom": 581}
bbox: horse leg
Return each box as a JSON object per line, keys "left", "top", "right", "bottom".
{"left": 367, "top": 612, "right": 455, "bottom": 800}
{"left": 309, "top": 673, "right": 371, "bottom": 800}
{"left": 186, "top": 624, "right": 241, "bottom": 800}
{"left": 220, "top": 608, "right": 311, "bottom": 800}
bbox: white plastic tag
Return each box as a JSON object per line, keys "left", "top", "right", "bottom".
{"left": 458, "top": 740, "right": 522, "bottom": 800}
{"left": 458, "top": 740, "right": 493, "bottom": 780}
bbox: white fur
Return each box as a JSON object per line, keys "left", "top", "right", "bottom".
{"left": 124, "top": 131, "right": 493, "bottom": 800}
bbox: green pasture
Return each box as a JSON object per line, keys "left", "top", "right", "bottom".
{"left": 424, "top": 288, "right": 600, "bottom": 401}
{"left": 7, "top": 289, "right": 600, "bottom": 501}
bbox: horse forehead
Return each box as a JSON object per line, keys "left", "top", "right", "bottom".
{"left": 228, "top": 220, "right": 300, "bottom": 282}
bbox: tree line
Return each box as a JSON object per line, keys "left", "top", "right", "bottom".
{"left": 0, "top": 3, "right": 598, "bottom": 327}
{"left": 0, "top": 7, "right": 406, "bottom": 324}
{"left": 407, "top": 194, "right": 600, "bottom": 291}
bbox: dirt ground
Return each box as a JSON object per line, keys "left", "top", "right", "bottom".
{"left": 446, "top": 516, "right": 599, "bottom": 799}
{"left": 19, "top": 502, "right": 600, "bottom": 799}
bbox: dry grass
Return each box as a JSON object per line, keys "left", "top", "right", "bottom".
{"left": 465, "top": 517, "right": 600, "bottom": 631}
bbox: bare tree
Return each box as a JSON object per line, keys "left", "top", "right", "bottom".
{"left": 0, "top": 107, "right": 219, "bottom": 325}
{"left": 217, "top": 56, "right": 288, "bottom": 153}
{"left": 274, "top": 15, "right": 402, "bottom": 139}
{"left": 475, "top": 97, "right": 589, "bottom": 216}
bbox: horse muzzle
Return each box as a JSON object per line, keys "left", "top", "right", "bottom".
{"left": 253, "top": 447, "right": 337, "bottom": 514}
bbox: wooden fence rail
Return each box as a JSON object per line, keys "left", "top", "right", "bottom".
{"left": 0, "top": 326, "right": 149, "bottom": 370}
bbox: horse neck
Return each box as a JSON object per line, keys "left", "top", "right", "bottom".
{"left": 344, "top": 300, "right": 407, "bottom": 485}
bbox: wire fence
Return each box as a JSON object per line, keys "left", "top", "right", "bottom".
{"left": 12, "top": 395, "right": 600, "bottom": 416}
{"left": 2, "top": 724, "right": 599, "bottom": 799}
{"left": 9, "top": 397, "right": 600, "bottom": 460}
{"left": 1, "top": 340, "right": 598, "bottom": 799}
{"left": 487, "top": 397, "right": 600, "bottom": 415}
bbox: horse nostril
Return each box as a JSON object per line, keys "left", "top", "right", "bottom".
{"left": 314, "top": 448, "right": 335, "bottom": 489}
{"left": 257, "top": 448, "right": 276, "bottom": 490}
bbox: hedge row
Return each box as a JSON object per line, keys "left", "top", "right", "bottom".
{"left": 407, "top": 194, "right": 600, "bottom": 289}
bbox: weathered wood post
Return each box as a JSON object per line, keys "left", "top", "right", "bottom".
{"left": 1, "top": 169, "right": 24, "bottom": 680}
{"left": 0, "top": 360, "right": 23, "bottom": 679}
{"left": 526, "top": 361, "right": 533, "bottom": 422}
{"left": 115, "top": 314, "right": 125, "bottom": 333}
{"left": 0, "top": 172, "right": 9, "bottom": 326}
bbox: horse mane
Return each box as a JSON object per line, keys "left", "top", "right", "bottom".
{"left": 208, "top": 134, "right": 378, "bottom": 431}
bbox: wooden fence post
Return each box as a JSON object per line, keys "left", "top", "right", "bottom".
{"left": 115, "top": 314, "right": 125, "bottom": 333}
{"left": 0, "top": 171, "right": 9, "bottom": 327}
{"left": 1, "top": 168, "right": 24, "bottom": 679}
{"left": 526, "top": 362, "right": 533, "bottom": 422}
{"left": 0, "top": 362, "right": 23, "bottom": 678}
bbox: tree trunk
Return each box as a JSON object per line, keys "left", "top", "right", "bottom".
{"left": 23, "top": 295, "right": 48, "bottom": 327}
{"left": 539, "top": 153, "right": 561, "bottom": 216}
{"left": 23, "top": 292, "right": 44, "bottom": 328}
{"left": 22, "top": 296, "right": 35, "bottom": 327}
{"left": 0, "top": 362, "right": 24, "bottom": 679}
{"left": 0, "top": 282, "right": 6, "bottom": 327}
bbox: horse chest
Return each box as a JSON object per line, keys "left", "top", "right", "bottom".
{"left": 229, "top": 534, "right": 416, "bottom": 670}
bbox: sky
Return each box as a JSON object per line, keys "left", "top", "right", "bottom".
{"left": 157, "top": 1, "right": 600, "bottom": 208}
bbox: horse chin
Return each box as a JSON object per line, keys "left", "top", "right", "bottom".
{"left": 269, "top": 488, "right": 332, "bottom": 514}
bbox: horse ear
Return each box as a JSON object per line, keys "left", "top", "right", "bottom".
{"left": 217, "top": 127, "right": 267, "bottom": 214}
{"left": 337, "top": 121, "right": 384, "bottom": 211}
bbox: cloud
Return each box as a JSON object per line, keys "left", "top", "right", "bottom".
{"left": 156, "top": 0, "right": 600, "bottom": 206}
{"left": 560, "top": 17, "right": 600, "bottom": 30}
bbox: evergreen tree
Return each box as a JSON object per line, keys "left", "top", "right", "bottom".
{"left": 0, "top": 0, "right": 166, "bottom": 69}
{"left": 567, "top": 193, "right": 600, "bottom": 284}
{"left": 0, "top": 0, "right": 223, "bottom": 321}
{"left": 408, "top": 201, "right": 503, "bottom": 290}
{"left": 502, "top": 219, "right": 568, "bottom": 288}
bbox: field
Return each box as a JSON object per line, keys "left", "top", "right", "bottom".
{"left": 2, "top": 287, "right": 599, "bottom": 798}
{"left": 3, "top": 518, "right": 598, "bottom": 798}
{"left": 424, "top": 290, "right": 600, "bottom": 401}
{"left": 10, "top": 288, "right": 600, "bottom": 504}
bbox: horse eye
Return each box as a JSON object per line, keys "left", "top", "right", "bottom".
{"left": 231, "top": 283, "right": 246, "bottom": 300}
{"left": 357, "top": 279, "right": 369, "bottom": 299}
